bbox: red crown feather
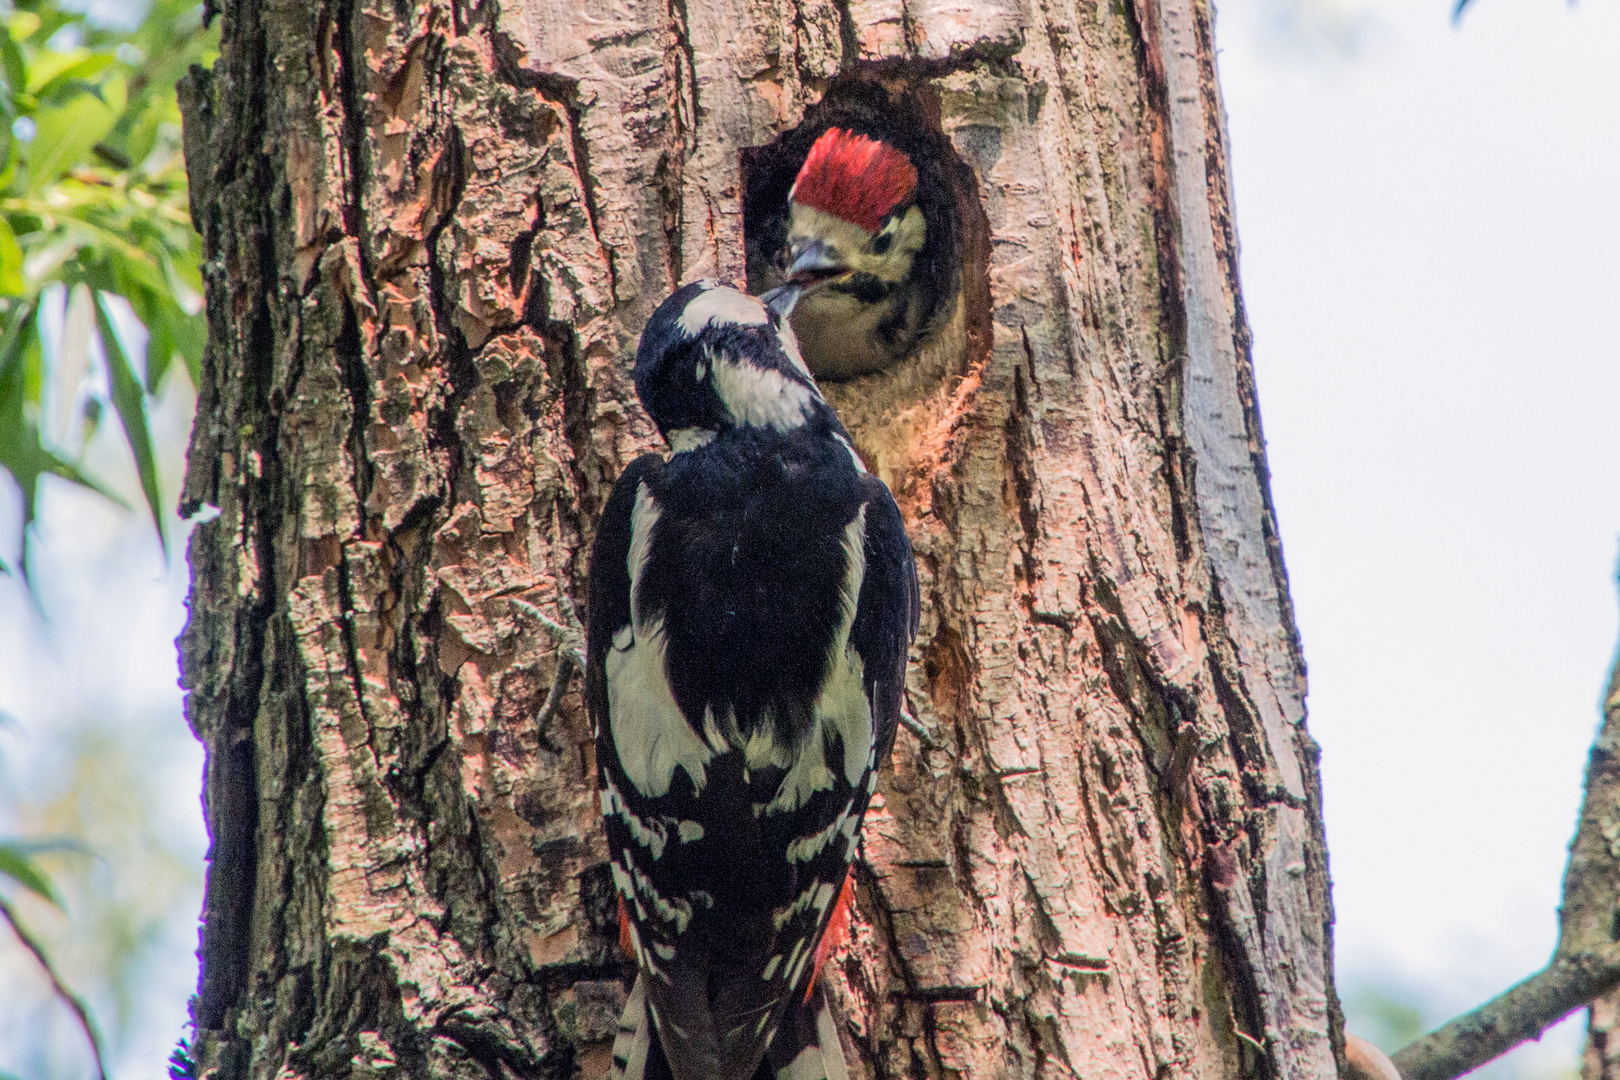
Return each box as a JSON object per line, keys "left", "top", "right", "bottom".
{"left": 790, "top": 127, "right": 919, "bottom": 233}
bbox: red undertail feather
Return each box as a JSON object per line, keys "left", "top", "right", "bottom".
{"left": 806, "top": 870, "right": 857, "bottom": 1001}
{"left": 618, "top": 897, "right": 633, "bottom": 956}
{"left": 791, "top": 128, "right": 919, "bottom": 233}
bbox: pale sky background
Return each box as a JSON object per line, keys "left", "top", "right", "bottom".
{"left": 1, "top": 0, "right": 1618, "bottom": 1075}
{"left": 1217, "top": 0, "right": 1620, "bottom": 1073}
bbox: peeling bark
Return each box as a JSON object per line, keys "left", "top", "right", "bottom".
{"left": 177, "top": 0, "right": 1340, "bottom": 1076}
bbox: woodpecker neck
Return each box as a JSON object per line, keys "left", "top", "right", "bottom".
{"left": 635, "top": 281, "right": 846, "bottom": 453}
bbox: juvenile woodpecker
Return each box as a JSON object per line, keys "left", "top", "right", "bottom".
{"left": 588, "top": 281, "right": 919, "bottom": 1080}
{"left": 764, "top": 126, "right": 960, "bottom": 380}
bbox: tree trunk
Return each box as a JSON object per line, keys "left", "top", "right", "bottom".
{"left": 176, "top": 0, "right": 1341, "bottom": 1077}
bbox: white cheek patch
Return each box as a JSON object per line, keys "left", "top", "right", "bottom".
{"left": 676, "top": 286, "right": 771, "bottom": 336}
{"left": 710, "top": 354, "right": 815, "bottom": 431}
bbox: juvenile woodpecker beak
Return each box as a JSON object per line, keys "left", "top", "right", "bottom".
{"left": 761, "top": 282, "right": 803, "bottom": 318}
{"left": 784, "top": 239, "right": 849, "bottom": 289}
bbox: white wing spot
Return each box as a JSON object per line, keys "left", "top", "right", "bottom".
{"left": 786, "top": 812, "right": 848, "bottom": 863}
{"left": 813, "top": 879, "right": 837, "bottom": 916}
{"left": 630, "top": 860, "right": 694, "bottom": 933}
{"left": 667, "top": 427, "right": 716, "bottom": 453}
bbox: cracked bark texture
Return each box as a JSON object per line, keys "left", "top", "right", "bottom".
{"left": 176, "top": 0, "right": 1341, "bottom": 1076}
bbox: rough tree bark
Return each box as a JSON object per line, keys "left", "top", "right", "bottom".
{"left": 175, "top": 0, "right": 1341, "bottom": 1076}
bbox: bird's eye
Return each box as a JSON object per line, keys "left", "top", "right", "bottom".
{"left": 871, "top": 232, "right": 893, "bottom": 255}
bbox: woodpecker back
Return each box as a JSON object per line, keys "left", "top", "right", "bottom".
{"left": 588, "top": 282, "right": 919, "bottom": 1080}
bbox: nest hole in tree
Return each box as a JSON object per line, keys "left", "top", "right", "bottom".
{"left": 740, "top": 74, "right": 992, "bottom": 500}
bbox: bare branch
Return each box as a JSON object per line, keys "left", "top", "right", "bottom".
{"left": 0, "top": 895, "right": 109, "bottom": 1080}
{"left": 1391, "top": 626, "right": 1620, "bottom": 1080}
{"left": 1391, "top": 949, "right": 1620, "bottom": 1080}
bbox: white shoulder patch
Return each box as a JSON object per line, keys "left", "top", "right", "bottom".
{"left": 818, "top": 506, "right": 875, "bottom": 787}
{"left": 762, "top": 505, "right": 875, "bottom": 820}
{"left": 711, "top": 353, "right": 816, "bottom": 431}
{"left": 608, "top": 483, "right": 716, "bottom": 798}
{"left": 677, "top": 286, "right": 771, "bottom": 336}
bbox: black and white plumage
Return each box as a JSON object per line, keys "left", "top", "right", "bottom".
{"left": 587, "top": 281, "right": 918, "bottom": 1080}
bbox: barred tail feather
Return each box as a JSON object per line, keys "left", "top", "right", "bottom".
{"left": 610, "top": 975, "right": 659, "bottom": 1080}
{"left": 766, "top": 983, "right": 851, "bottom": 1080}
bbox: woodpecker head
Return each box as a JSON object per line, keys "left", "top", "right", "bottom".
{"left": 765, "top": 128, "right": 925, "bottom": 317}
{"left": 635, "top": 281, "right": 837, "bottom": 452}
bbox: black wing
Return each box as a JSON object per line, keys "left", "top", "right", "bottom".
{"left": 849, "top": 473, "right": 919, "bottom": 767}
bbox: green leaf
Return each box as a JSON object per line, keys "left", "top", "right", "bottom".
{"left": 0, "top": 218, "right": 22, "bottom": 295}
{"left": 26, "top": 45, "right": 94, "bottom": 94}
{"left": 0, "top": 0, "right": 216, "bottom": 567}
{"left": 0, "top": 842, "right": 62, "bottom": 908}
{"left": 0, "top": 27, "right": 27, "bottom": 101}
{"left": 32, "top": 52, "right": 116, "bottom": 104}
{"left": 94, "top": 289, "right": 164, "bottom": 550}
{"left": 27, "top": 91, "right": 115, "bottom": 191}
{"left": 5, "top": 12, "right": 42, "bottom": 48}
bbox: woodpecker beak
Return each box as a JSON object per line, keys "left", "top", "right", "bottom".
{"left": 762, "top": 282, "right": 803, "bottom": 318}
{"left": 784, "top": 239, "right": 849, "bottom": 289}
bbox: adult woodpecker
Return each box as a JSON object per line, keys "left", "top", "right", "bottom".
{"left": 588, "top": 281, "right": 919, "bottom": 1080}
{"left": 759, "top": 125, "right": 962, "bottom": 381}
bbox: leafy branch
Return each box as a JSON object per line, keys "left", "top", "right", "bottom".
{"left": 0, "top": 845, "right": 107, "bottom": 1080}
{"left": 0, "top": 0, "right": 216, "bottom": 579}
{"left": 0, "top": 0, "right": 217, "bottom": 1072}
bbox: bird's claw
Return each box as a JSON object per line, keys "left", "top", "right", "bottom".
{"left": 509, "top": 596, "right": 587, "bottom": 728}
